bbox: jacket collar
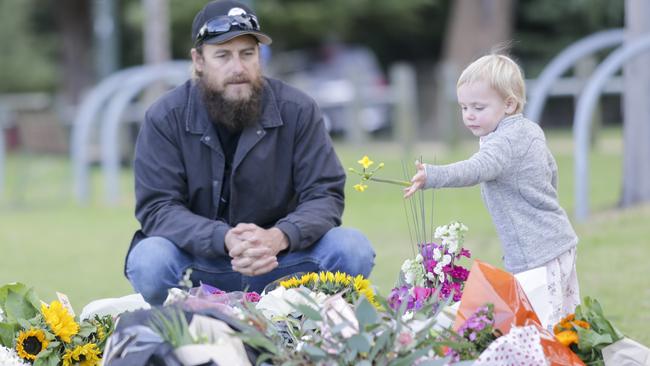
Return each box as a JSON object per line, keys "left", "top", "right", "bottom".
{"left": 185, "top": 77, "right": 283, "bottom": 134}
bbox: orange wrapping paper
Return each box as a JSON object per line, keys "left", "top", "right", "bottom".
{"left": 453, "top": 260, "right": 585, "bottom": 366}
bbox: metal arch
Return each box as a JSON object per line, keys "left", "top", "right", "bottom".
{"left": 526, "top": 29, "right": 624, "bottom": 123}
{"left": 71, "top": 65, "right": 152, "bottom": 203}
{"left": 100, "top": 61, "right": 190, "bottom": 204}
{"left": 573, "top": 35, "right": 650, "bottom": 221}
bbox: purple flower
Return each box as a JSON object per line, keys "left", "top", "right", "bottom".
{"left": 199, "top": 282, "right": 225, "bottom": 295}
{"left": 450, "top": 265, "right": 470, "bottom": 281}
{"left": 388, "top": 285, "right": 410, "bottom": 310}
{"left": 458, "top": 248, "right": 471, "bottom": 258}
{"left": 245, "top": 292, "right": 261, "bottom": 303}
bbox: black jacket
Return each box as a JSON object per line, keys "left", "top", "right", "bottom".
{"left": 129, "top": 77, "right": 345, "bottom": 261}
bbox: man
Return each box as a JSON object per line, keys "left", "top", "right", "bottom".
{"left": 125, "top": 0, "right": 375, "bottom": 305}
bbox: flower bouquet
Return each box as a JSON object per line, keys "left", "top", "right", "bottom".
{"left": 0, "top": 283, "right": 113, "bottom": 366}
{"left": 388, "top": 221, "right": 472, "bottom": 314}
{"left": 551, "top": 296, "right": 648, "bottom": 366}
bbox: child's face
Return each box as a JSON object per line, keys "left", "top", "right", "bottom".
{"left": 457, "top": 80, "right": 515, "bottom": 137}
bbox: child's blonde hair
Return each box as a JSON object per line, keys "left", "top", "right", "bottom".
{"left": 457, "top": 54, "right": 526, "bottom": 114}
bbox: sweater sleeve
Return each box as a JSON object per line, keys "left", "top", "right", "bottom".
{"left": 424, "top": 134, "right": 513, "bottom": 189}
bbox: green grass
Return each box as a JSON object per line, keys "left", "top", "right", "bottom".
{"left": 1, "top": 127, "right": 648, "bottom": 344}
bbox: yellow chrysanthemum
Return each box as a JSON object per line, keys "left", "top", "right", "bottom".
{"left": 41, "top": 301, "right": 79, "bottom": 343}
{"left": 334, "top": 271, "right": 351, "bottom": 286}
{"left": 62, "top": 343, "right": 101, "bottom": 366}
{"left": 353, "top": 275, "right": 371, "bottom": 292}
{"left": 353, "top": 183, "right": 368, "bottom": 192}
{"left": 357, "top": 156, "right": 374, "bottom": 169}
{"left": 299, "top": 273, "right": 318, "bottom": 286}
{"left": 555, "top": 330, "right": 579, "bottom": 347}
{"left": 280, "top": 277, "right": 301, "bottom": 289}
{"left": 16, "top": 328, "right": 49, "bottom": 361}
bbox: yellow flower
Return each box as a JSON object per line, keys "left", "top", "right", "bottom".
{"left": 280, "top": 277, "right": 301, "bottom": 289}
{"left": 297, "top": 273, "right": 318, "bottom": 287}
{"left": 357, "top": 156, "right": 374, "bottom": 169}
{"left": 353, "top": 183, "right": 368, "bottom": 192}
{"left": 16, "top": 328, "right": 49, "bottom": 361}
{"left": 572, "top": 319, "right": 591, "bottom": 329}
{"left": 353, "top": 275, "right": 371, "bottom": 292}
{"left": 555, "top": 330, "right": 579, "bottom": 347}
{"left": 62, "top": 343, "right": 101, "bottom": 366}
{"left": 41, "top": 301, "right": 79, "bottom": 343}
{"left": 334, "top": 271, "right": 351, "bottom": 286}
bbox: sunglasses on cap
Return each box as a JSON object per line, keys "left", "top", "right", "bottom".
{"left": 195, "top": 14, "right": 260, "bottom": 46}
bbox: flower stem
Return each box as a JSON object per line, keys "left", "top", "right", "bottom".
{"left": 369, "top": 177, "right": 411, "bottom": 187}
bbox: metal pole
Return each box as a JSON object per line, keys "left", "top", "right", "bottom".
{"left": 573, "top": 35, "right": 650, "bottom": 220}
{"left": 93, "top": 0, "right": 119, "bottom": 79}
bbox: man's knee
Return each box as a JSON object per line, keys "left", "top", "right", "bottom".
{"left": 318, "top": 227, "right": 375, "bottom": 277}
{"left": 126, "top": 237, "right": 188, "bottom": 304}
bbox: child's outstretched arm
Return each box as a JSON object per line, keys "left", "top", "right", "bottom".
{"left": 403, "top": 161, "right": 426, "bottom": 198}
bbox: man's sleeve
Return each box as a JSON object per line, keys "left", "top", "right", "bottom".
{"left": 274, "top": 103, "right": 345, "bottom": 252}
{"left": 424, "top": 135, "right": 513, "bottom": 189}
{"left": 134, "top": 110, "right": 231, "bottom": 258}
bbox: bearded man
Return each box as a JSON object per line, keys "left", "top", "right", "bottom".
{"left": 125, "top": 0, "right": 375, "bottom": 305}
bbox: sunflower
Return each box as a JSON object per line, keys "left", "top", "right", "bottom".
{"left": 41, "top": 301, "right": 79, "bottom": 343}
{"left": 62, "top": 343, "right": 101, "bottom": 366}
{"left": 16, "top": 328, "right": 49, "bottom": 361}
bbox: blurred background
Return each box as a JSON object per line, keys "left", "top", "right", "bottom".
{"left": 1, "top": 0, "right": 649, "bottom": 344}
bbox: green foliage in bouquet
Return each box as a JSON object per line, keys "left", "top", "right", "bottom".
{"left": 234, "top": 287, "right": 471, "bottom": 366}
{"left": 553, "top": 296, "right": 624, "bottom": 366}
{"left": 149, "top": 306, "right": 197, "bottom": 348}
{"left": 0, "top": 283, "right": 113, "bottom": 366}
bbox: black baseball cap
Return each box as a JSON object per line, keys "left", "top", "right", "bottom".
{"left": 191, "top": 0, "right": 272, "bottom": 46}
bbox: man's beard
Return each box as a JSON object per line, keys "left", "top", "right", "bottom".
{"left": 198, "top": 75, "right": 264, "bottom": 132}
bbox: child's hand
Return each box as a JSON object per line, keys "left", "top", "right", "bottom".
{"left": 403, "top": 161, "right": 426, "bottom": 198}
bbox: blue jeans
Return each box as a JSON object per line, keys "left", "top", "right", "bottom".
{"left": 126, "top": 227, "right": 375, "bottom": 305}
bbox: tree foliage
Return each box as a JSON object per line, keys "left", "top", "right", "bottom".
{"left": 0, "top": 0, "right": 625, "bottom": 93}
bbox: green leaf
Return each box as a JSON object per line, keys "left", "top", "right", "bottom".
{"left": 576, "top": 327, "right": 612, "bottom": 350}
{"left": 0, "top": 322, "right": 18, "bottom": 347}
{"left": 33, "top": 352, "right": 60, "bottom": 366}
{"left": 4, "top": 287, "right": 39, "bottom": 322}
{"left": 76, "top": 321, "right": 95, "bottom": 338}
{"left": 347, "top": 333, "right": 372, "bottom": 353}
{"left": 293, "top": 304, "right": 322, "bottom": 321}
{"left": 302, "top": 344, "right": 327, "bottom": 359}
{"left": 355, "top": 298, "right": 378, "bottom": 328}
{"left": 368, "top": 328, "right": 391, "bottom": 360}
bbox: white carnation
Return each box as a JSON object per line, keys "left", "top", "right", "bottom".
{"left": 0, "top": 346, "right": 29, "bottom": 366}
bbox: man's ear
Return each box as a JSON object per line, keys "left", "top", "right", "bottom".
{"left": 191, "top": 48, "right": 204, "bottom": 73}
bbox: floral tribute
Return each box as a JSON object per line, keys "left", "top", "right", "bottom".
{"left": 553, "top": 296, "right": 624, "bottom": 365}
{"left": 277, "top": 271, "right": 379, "bottom": 309}
{"left": 388, "top": 221, "right": 472, "bottom": 312}
{"left": 443, "top": 304, "right": 502, "bottom": 362}
{"left": 0, "top": 283, "right": 113, "bottom": 366}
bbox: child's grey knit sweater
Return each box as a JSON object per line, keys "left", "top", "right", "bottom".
{"left": 424, "top": 114, "right": 578, "bottom": 273}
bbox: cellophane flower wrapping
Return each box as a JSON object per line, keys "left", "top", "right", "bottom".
{"left": 453, "top": 260, "right": 585, "bottom": 366}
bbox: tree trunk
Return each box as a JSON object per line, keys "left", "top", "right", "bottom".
{"left": 432, "top": 0, "right": 514, "bottom": 143}
{"left": 54, "top": 0, "right": 93, "bottom": 105}
{"left": 621, "top": 0, "right": 650, "bottom": 207}
{"left": 143, "top": 0, "right": 171, "bottom": 65}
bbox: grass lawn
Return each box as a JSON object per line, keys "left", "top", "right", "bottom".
{"left": 1, "top": 127, "right": 648, "bottom": 345}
